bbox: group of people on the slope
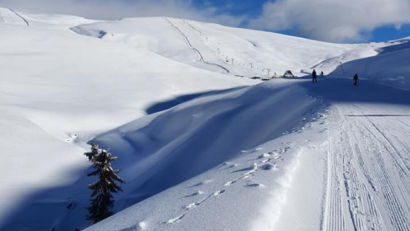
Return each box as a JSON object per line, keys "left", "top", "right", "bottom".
{"left": 311, "top": 69, "right": 359, "bottom": 86}
{"left": 311, "top": 70, "right": 323, "bottom": 83}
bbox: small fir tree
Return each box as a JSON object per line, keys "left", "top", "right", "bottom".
{"left": 84, "top": 143, "right": 99, "bottom": 161}
{"left": 84, "top": 144, "right": 125, "bottom": 224}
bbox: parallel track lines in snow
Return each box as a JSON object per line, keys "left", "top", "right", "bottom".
{"left": 325, "top": 104, "right": 410, "bottom": 231}
{"left": 165, "top": 18, "right": 229, "bottom": 74}
{"left": 343, "top": 120, "right": 385, "bottom": 231}
{"left": 323, "top": 115, "right": 347, "bottom": 231}
{"left": 357, "top": 117, "right": 410, "bottom": 231}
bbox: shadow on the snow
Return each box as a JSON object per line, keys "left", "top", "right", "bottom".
{"left": 91, "top": 80, "right": 326, "bottom": 217}
{"left": 0, "top": 87, "right": 252, "bottom": 231}
{"left": 0, "top": 166, "right": 93, "bottom": 231}
{"left": 145, "top": 87, "right": 246, "bottom": 115}
{"left": 376, "top": 39, "right": 410, "bottom": 55}
{"left": 302, "top": 78, "right": 410, "bottom": 106}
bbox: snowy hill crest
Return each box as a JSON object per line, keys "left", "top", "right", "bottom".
{"left": 0, "top": 7, "right": 410, "bottom": 231}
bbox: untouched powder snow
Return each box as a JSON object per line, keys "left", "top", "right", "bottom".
{"left": 1, "top": 7, "right": 410, "bottom": 231}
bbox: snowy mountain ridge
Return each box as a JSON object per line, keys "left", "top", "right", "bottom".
{"left": 0, "top": 7, "right": 410, "bottom": 231}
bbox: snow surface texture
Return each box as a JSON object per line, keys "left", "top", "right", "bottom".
{"left": 72, "top": 17, "right": 356, "bottom": 78}
{"left": 1, "top": 7, "right": 410, "bottom": 231}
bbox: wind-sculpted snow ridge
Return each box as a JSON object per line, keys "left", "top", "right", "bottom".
{"left": 84, "top": 79, "right": 329, "bottom": 231}
{"left": 86, "top": 78, "right": 410, "bottom": 231}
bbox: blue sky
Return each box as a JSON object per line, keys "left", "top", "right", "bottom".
{"left": 193, "top": 0, "right": 267, "bottom": 16}
{"left": 1, "top": 0, "right": 410, "bottom": 43}
{"left": 192, "top": 0, "right": 410, "bottom": 43}
{"left": 372, "top": 24, "right": 410, "bottom": 42}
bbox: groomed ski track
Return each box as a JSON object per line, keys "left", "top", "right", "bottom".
{"left": 283, "top": 79, "right": 410, "bottom": 231}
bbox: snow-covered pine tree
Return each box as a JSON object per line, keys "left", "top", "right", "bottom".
{"left": 85, "top": 144, "right": 125, "bottom": 224}
{"left": 84, "top": 142, "right": 99, "bottom": 161}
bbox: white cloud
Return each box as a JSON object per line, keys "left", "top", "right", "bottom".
{"left": 248, "top": 0, "right": 410, "bottom": 42}
{"left": 0, "top": 0, "right": 247, "bottom": 27}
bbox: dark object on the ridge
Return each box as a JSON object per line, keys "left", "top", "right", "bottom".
{"left": 320, "top": 71, "right": 324, "bottom": 76}
{"left": 67, "top": 203, "right": 73, "bottom": 210}
{"left": 312, "top": 69, "right": 317, "bottom": 83}
{"left": 353, "top": 73, "right": 359, "bottom": 86}
{"left": 283, "top": 70, "right": 295, "bottom": 78}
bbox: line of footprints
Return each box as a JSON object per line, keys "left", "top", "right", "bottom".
{"left": 165, "top": 146, "right": 291, "bottom": 225}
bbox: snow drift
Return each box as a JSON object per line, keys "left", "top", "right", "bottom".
{"left": 1, "top": 6, "right": 410, "bottom": 231}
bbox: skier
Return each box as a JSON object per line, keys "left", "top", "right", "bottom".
{"left": 312, "top": 69, "right": 317, "bottom": 83}
{"left": 320, "top": 71, "right": 324, "bottom": 76}
{"left": 353, "top": 73, "right": 359, "bottom": 86}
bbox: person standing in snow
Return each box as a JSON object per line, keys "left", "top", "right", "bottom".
{"left": 320, "top": 71, "right": 324, "bottom": 76}
{"left": 353, "top": 73, "right": 359, "bottom": 86}
{"left": 312, "top": 69, "right": 317, "bottom": 83}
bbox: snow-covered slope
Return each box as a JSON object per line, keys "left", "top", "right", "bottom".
{"left": 0, "top": 8, "right": 254, "bottom": 231}
{"left": 86, "top": 77, "right": 410, "bottom": 231}
{"left": 0, "top": 8, "right": 29, "bottom": 26}
{"left": 1, "top": 7, "right": 410, "bottom": 231}
{"left": 72, "top": 17, "right": 359, "bottom": 77}
{"left": 81, "top": 79, "right": 328, "bottom": 231}
{"left": 331, "top": 38, "right": 410, "bottom": 91}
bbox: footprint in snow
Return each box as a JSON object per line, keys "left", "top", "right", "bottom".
{"left": 184, "top": 203, "right": 197, "bottom": 210}
{"left": 246, "top": 183, "right": 266, "bottom": 188}
{"left": 184, "top": 190, "right": 226, "bottom": 210}
{"left": 260, "top": 163, "right": 276, "bottom": 171}
{"left": 232, "top": 163, "right": 257, "bottom": 173}
{"left": 189, "top": 180, "right": 212, "bottom": 188}
{"left": 224, "top": 180, "right": 236, "bottom": 187}
{"left": 166, "top": 214, "right": 185, "bottom": 224}
{"left": 270, "top": 151, "right": 281, "bottom": 159}
{"left": 213, "top": 190, "right": 226, "bottom": 196}
{"left": 119, "top": 222, "right": 147, "bottom": 231}
{"left": 258, "top": 153, "right": 271, "bottom": 159}
{"left": 183, "top": 191, "right": 204, "bottom": 198}
{"left": 220, "top": 162, "right": 238, "bottom": 170}
{"left": 66, "top": 133, "right": 78, "bottom": 143}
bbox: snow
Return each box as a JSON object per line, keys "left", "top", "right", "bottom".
{"left": 72, "top": 17, "right": 359, "bottom": 78}
{"left": 0, "top": 8, "right": 29, "bottom": 26}
{"left": 1, "top": 7, "right": 410, "bottom": 231}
